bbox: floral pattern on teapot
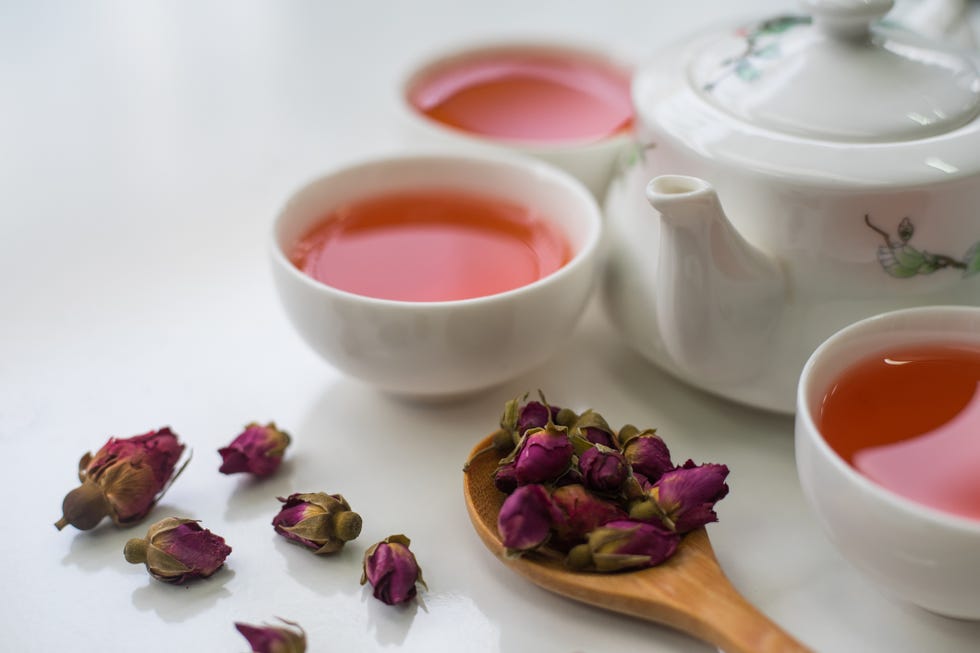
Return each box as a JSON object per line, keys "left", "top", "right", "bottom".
{"left": 702, "top": 15, "right": 811, "bottom": 92}
{"left": 702, "top": 13, "right": 912, "bottom": 93}
{"left": 865, "top": 215, "right": 980, "bottom": 279}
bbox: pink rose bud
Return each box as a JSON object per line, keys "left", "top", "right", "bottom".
{"left": 497, "top": 394, "right": 575, "bottom": 449}
{"left": 55, "top": 427, "right": 188, "bottom": 531}
{"left": 551, "top": 484, "right": 628, "bottom": 544}
{"left": 234, "top": 619, "right": 306, "bottom": 653}
{"left": 631, "top": 461, "right": 730, "bottom": 533}
{"left": 124, "top": 517, "right": 231, "bottom": 583}
{"left": 579, "top": 445, "right": 629, "bottom": 493}
{"left": 567, "top": 520, "right": 680, "bottom": 572}
{"left": 272, "top": 492, "right": 362, "bottom": 554}
{"left": 516, "top": 400, "right": 562, "bottom": 435}
{"left": 219, "top": 422, "right": 291, "bottom": 478}
{"left": 514, "top": 424, "right": 573, "bottom": 485}
{"left": 360, "top": 534, "right": 427, "bottom": 606}
{"left": 493, "top": 460, "right": 519, "bottom": 493}
{"left": 497, "top": 484, "right": 561, "bottom": 552}
{"left": 571, "top": 409, "right": 618, "bottom": 449}
{"left": 621, "top": 428, "right": 673, "bottom": 483}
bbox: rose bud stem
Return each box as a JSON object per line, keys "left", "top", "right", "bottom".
{"left": 333, "top": 511, "right": 363, "bottom": 542}
{"left": 123, "top": 538, "right": 149, "bottom": 564}
{"left": 55, "top": 481, "right": 110, "bottom": 531}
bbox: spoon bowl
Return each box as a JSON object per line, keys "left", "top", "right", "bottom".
{"left": 462, "top": 435, "right": 813, "bottom": 653}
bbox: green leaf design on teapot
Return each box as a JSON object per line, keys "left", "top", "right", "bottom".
{"left": 703, "top": 15, "right": 811, "bottom": 91}
{"left": 865, "top": 215, "right": 980, "bottom": 279}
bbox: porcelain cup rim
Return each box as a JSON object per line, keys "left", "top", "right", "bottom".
{"left": 269, "top": 150, "right": 603, "bottom": 309}
{"left": 796, "top": 304, "right": 980, "bottom": 534}
{"left": 396, "top": 36, "right": 637, "bottom": 153}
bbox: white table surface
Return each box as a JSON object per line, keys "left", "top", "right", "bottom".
{"left": 4, "top": 1, "right": 980, "bottom": 651}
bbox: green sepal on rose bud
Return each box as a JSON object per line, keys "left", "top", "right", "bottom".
{"left": 361, "top": 534, "right": 427, "bottom": 605}
{"left": 124, "top": 516, "right": 231, "bottom": 583}
{"left": 569, "top": 409, "right": 618, "bottom": 449}
{"left": 566, "top": 520, "right": 680, "bottom": 572}
{"left": 55, "top": 428, "right": 189, "bottom": 532}
{"left": 272, "top": 492, "right": 362, "bottom": 554}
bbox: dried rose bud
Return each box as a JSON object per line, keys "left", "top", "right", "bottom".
{"left": 551, "top": 484, "right": 628, "bottom": 545}
{"left": 571, "top": 409, "right": 617, "bottom": 449}
{"left": 272, "top": 492, "right": 362, "bottom": 554}
{"left": 497, "top": 484, "right": 561, "bottom": 553}
{"left": 498, "top": 394, "right": 573, "bottom": 446}
{"left": 235, "top": 619, "right": 306, "bottom": 653}
{"left": 579, "top": 445, "right": 629, "bottom": 493}
{"left": 516, "top": 400, "right": 562, "bottom": 435}
{"left": 493, "top": 460, "right": 519, "bottom": 494}
{"left": 124, "top": 517, "right": 231, "bottom": 583}
{"left": 630, "top": 461, "right": 730, "bottom": 533}
{"left": 219, "top": 422, "right": 290, "bottom": 478}
{"left": 361, "top": 534, "right": 427, "bottom": 606}
{"left": 55, "top": 427, "right": 187, "bottom": 531}
{"left": 514, "top": 424, "right": 573, "bottom": 485}
{"left": 566, "top": 520, "right": 680, "bottom": 572}
{"left": 621, "top": 428, "right": 673, "bottom": 483}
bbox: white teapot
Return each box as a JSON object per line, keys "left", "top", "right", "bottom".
{"left": 602, "top": 0, "right": 980, "bottom": 413}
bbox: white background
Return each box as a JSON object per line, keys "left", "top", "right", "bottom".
{"left": 3, "top": 1, "right": 980, "bottom": 651}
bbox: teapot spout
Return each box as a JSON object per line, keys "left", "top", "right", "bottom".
{"left": 647, "top": 175, "right": 785, "bottom": 384}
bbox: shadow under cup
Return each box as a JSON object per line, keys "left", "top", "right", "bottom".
{"left": 795, "top": 306, "right": 980, "bottom": 619}
{"left": 270, "top": 153, "right": 602, "bottom": 399}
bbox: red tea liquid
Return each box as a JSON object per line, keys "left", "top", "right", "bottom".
{"left": 818, "top": 343, "right": 980, "bottom": 521}
{"left": 289, "top": 189, "right": 572, "bottom": 302}
{"left": 408, "top": 49, "right": 633, "bottom": 143}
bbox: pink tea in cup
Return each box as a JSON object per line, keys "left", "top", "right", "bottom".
{"left": 818, "top": 342, "right": 980, "bottom": 521}
{"left": 407, "top": 46, "right": 633, "bottom": 143}
{"left": 289, "top": 188, "right": 571, "bottom": 302}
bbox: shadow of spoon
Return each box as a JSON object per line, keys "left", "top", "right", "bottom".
{"left": 462, "top": 434, "right": 813, "bottom": 653}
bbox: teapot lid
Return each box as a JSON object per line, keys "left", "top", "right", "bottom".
{"left": 689, "top": 0, "right": 980, "bottom": 142}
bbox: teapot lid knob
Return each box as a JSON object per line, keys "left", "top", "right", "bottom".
{"left": 799, "top": 0, "right": 894, "bottom": 39}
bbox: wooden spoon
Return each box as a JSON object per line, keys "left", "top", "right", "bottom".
{"left": 463, "top": 435, "right": 813, "bottom": 653}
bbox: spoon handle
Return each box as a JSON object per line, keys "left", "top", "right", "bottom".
{"left": 683, "top": 574, "right": 813, "bottom": 653}
{"left": 518, "top": 530, "right": 814, "bottom": 652}
{"left": 613, "top": 530, "right": 813, "bottom": 653}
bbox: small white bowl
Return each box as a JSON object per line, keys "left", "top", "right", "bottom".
{"left": 397, "top": 40, "right": 635, "bottom": 199}
{"left": 270, "top": 153, "right": 602, "bottom": 399}
{"left": 795, "top": 306, "right": 980, "bottom": 619}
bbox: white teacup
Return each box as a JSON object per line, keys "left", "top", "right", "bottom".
{"left": 795, "top": 306, "right": 980, "bottom": 619}
{"left": 397, "top": 40, "right": 635, "bottom": 199}
{"left": 270, "top": 153, "right": 601, "bottom": 399}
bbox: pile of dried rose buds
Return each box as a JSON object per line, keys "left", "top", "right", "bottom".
{"left": 485, "top": 394, "right": 729, "bottom": 572}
